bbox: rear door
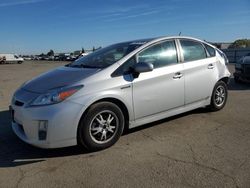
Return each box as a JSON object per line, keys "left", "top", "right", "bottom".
{"left": 178, "top": 39, "right": 217, "bottom": 105}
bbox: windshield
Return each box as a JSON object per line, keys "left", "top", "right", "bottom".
{"left": 67, "top": 42, "right": 146, "bottom": 69}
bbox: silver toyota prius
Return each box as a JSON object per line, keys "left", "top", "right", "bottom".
{"left": 10, "top": 36, "right": 231, "bottom": 151}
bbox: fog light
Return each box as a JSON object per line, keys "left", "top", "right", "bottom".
{"left": 38, "top": 120, "right": 48, "bottom": 140}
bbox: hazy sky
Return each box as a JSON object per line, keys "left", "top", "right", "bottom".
{"left": 0, "top": 0, "right": 249, "bottom": 54}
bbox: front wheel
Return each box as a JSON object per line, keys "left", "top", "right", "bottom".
{"left": 209, "top": 81, "right": 228, "bottom": 111}
{"left": 77, "top": 102, "right": 125, "bottom": 151}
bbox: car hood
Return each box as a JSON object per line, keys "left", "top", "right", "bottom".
{"left": 22, "top": 66, "right": 99, "bottom": 93}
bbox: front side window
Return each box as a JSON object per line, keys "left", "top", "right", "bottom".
{"left": 180, "top": 40, "right": 207, "bottom": 62}
{"left": 111, "top": 57, "right": 136, "bottom": 77}
{"left": 137, "top": 40, "right": 178, "bottom": 68}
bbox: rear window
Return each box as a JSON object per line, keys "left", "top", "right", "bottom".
{"left": 180, "top": 40, "right": 207, "bottom": 62}
{"left": 204, "top": 44, "right": 216, "bottom": 57}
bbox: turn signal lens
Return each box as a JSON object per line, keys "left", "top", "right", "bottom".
{"left": 58, "top": 89, "right": 78, "bottom": 101}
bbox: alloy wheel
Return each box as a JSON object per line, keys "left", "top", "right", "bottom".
{"left": 214, "top": 85, "right": 226, "bottom": 107}
{"left": 89, "top": 110, "right": 118, "bottom": 144}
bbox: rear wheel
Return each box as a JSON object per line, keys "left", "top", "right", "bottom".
{"left": 77, "top": 102, "right": 124, "bottom": 151}
{"left": 209, "top": 81, "right": 228, "bottom": 111}
{"left": 17, "top": 61, "right": 23, "bottom": 64}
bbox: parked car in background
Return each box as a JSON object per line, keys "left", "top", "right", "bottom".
{"left": 23, "top": 57, "right": 32, "bottom": 60}
{"left": 22, "top": 55, "right": 34, "bottom": 61}
{"left": 234, "top": 53, "right": 250, "bottom": 83}
{"left": 0, "top": 54, "right": 24, "bottom": 64}
{"left": 11, "top": 36, "right": 230, "bottom": 151}
{"left": 0, "top": 55, "right": 6, "bottom": 64}
{"left": 34, "top": 56, "right": 41, "bottom": 60}
{"left": 80, "top": 52, "right": 90, "bottom": 57}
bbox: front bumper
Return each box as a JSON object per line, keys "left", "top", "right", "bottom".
{"left": 10, "top": 100, "right": 84, "bottom": 149}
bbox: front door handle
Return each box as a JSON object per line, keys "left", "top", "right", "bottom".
{"left": 208, "top": 64, "right": 214, "bottom": 69}
{"left": 173, "top": 72, "right": 183, "bottom": 79}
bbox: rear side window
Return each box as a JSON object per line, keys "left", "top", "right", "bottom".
{"left": 138, "top": 40, "right": 178, "bottom": 68}
{"left": 204, "top": 44, "right": 216, "bottom": 57}
{"left": 180, "top": 40, "right": 207, "bottom": 62}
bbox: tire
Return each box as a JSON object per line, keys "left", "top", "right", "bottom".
{"left": 77, "top": 102, "right": 125, "bottom": 151}
{"left": 209, "top": 81, "right": 228, "bottom": 111}
{"left": 18, "top": 61, "right": 23, "bottom": 64}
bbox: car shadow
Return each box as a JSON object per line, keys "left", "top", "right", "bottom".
{"left": 124, "top": 107, "right": 209, "bottom": 135}
{"left": 0, "top": 110, "right": 90, "bottom": 168}
{"left": 228, "top": 78, "right": 250, "bottom": 91}
{"left": 0, "top": 107, "right": 209, "bottom": 168}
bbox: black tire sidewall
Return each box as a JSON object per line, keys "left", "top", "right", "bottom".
{"left": 210, "top": 81, "right": 228, "bottom": 111}
{"left": 78, "top": 102, "right": 124, "bottom": 151}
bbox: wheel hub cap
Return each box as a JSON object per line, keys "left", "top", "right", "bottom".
{"left": 214, "top": 85, "right": 225, "bottom": 107}
{"left": 89, "top": 110, "right": 118, "bottom": 144}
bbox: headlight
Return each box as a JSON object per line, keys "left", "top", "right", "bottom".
{"left": 235, "top": 63, "right": 242, "bottom": 69}
{"left": 29, "top": 85, "right": 83, "bottom": 107}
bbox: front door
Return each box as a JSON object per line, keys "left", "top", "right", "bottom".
{"left": 132, "top": 40, "right": 184, "bottom": 120}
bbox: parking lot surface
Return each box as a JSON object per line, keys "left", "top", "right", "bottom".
{"left": 0, "top": 61, "right": 250, "bottom": 188}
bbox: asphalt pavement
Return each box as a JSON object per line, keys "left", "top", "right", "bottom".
{"left": 0, "top": 61, "right": 249, "bottom": 188}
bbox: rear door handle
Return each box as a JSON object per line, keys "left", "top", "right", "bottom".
{"left": 208, "top": 64, "right": 214, "bottom": 69}
{"left": 173, "top": 72, "right": 183, "bottom": 79}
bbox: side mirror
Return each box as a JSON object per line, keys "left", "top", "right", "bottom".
{"left": 134, "top": 62, "right": 154, "bottom": 73}
{"left": 132, "top": 62, "right": 154, "bottom": 78}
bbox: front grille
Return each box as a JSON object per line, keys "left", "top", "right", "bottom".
{"left": 14, "top": 100, "right": 24, "bottom": 106}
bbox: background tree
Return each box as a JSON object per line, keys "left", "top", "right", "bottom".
{"left": 47, "top": 49, "right": 54, "bottom": 56}
{"left": 229, "top": 39, "right": 250, "bottom": 48}
{"left": 92, "top": 46, "right": 96, "bottom": 52}
{"left": 39, "top": 53, "right": 45, "bottom": 57}
{"left": 82, "top": 47, "right": 85, "bottom": 53}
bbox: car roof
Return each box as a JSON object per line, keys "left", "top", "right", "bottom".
{"left": 122, "top": 36, "right": 209, "bottom": 46}
{"left": 117, "top": 38, "right": 156, "bottom": 46}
